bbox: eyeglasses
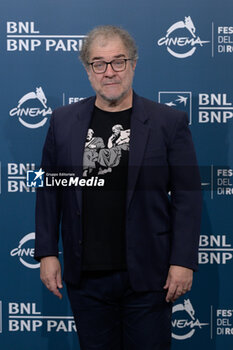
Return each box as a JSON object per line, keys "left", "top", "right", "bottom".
{"left": 88, "top": 58, "right": 132, "bottom": 74}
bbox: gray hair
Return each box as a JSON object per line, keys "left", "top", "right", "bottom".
{"left": 80, "top": 25, "right": 138, "bottom": 67}
{"left": 112, "top": 124, "right": 123, "bottom": 132}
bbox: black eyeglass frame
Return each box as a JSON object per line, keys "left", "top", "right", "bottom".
{"left": 88, "top": 58, "right": 133, "bottom": 74}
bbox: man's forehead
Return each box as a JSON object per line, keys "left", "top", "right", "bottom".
{"left": 89, "top": 35, "right": 128, "bottom": 59}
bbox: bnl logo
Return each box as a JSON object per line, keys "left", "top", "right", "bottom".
{"left": 158, "top": 92, "right": 192, "bottom": 124}
{"left": 27, "top": 169, "right": 44, "bottom": 187}
{"left": 8, "top": 163, "right": 36, "bottom": 192}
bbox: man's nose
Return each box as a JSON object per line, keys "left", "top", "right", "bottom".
{"left": 104, "top": 63, "right": 116, "bottom": 76}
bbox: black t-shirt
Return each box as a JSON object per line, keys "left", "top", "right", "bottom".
{"left": 81, "top": 106, "right": 132, "bottom": 271}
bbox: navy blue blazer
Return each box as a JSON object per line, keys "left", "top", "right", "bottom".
{"left": 34, "top": 92, "right": 202, "bottom": 291}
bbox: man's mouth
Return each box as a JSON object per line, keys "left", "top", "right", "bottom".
{"left": 103, "top": 82, "right": 120, "bottom": 86}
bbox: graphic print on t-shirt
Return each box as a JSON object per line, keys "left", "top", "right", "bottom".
{"left": 83, "top": 125, "right": 130, "bottom": 177}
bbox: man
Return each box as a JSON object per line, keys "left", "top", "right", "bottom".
{"left": 83, "top": 128, "right": 105, "bottom": 176}
{"left": 35, "top": 25, "right": 202, "bottom": 350}
{"left": 98, "top": 124, "right": 130, "bottom": 174}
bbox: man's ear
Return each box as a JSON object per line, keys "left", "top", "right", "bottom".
{"left": 132, "top": 60, "right": 137, "bottom": 71}
{"left": 84, "top": 65, "right": 91, "bottom": 78}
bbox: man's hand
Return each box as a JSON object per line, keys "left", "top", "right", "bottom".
{"left": 40, "top": 256, "right": 63, "bottom": 299}
{"left": 163, "top": 265, "right": 193, "bottom": 303}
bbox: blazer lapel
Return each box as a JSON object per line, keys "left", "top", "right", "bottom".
{"left": 127, "top": 93, "right": 150, "bottom": 210}
{"left": 71, "top": 97, "right": 95, "bottom": 211}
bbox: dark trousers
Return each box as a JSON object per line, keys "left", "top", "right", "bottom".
{"left": 66, "top": 270, "right": 172, "bottom": 350}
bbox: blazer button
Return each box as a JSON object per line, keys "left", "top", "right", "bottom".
{"left": 79, "top": 240, "right": 82, "bottom": 245}
{"left": 76, "top": 210, "right": 80, "bottom": 216}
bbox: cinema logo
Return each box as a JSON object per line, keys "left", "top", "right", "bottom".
{"left": 157, "top": 16, "right": 210, "bottom": 58}
{"left": 9, "top": 87, "right": 52, "bottom": 129}
{"left": 199, "top": 234, "right": 233, "bottom": 264}
{"left": 8, "top": 163, "right": 36, "bottom": 192}
{"left": 7, "top": 302, "right": 76, "bottom": 332}
{"left": 6, "top": 21, "right": 86, "bottom": 52}
{"left": 172, "top": 299, "right": 209, "bottom": 340}
{"left": 10, "top": 232, "right": 40, "bottom": 269}
{"left": 199, "top": 93, "right": 233, "bottom": 123}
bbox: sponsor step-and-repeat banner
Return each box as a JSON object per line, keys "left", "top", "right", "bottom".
{"left": 0, "top": 1, "right": 233, "bottom": 349}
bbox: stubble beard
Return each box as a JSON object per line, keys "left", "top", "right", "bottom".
{"left": 98, "top": 86, "right": 131, "bottom": 107}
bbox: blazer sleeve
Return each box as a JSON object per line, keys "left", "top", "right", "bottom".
{"left": 168, "top": 112, "right": 202, "bottom": 271}
{"left": 34, "top": 111, "right": 61, "bottom": 261}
